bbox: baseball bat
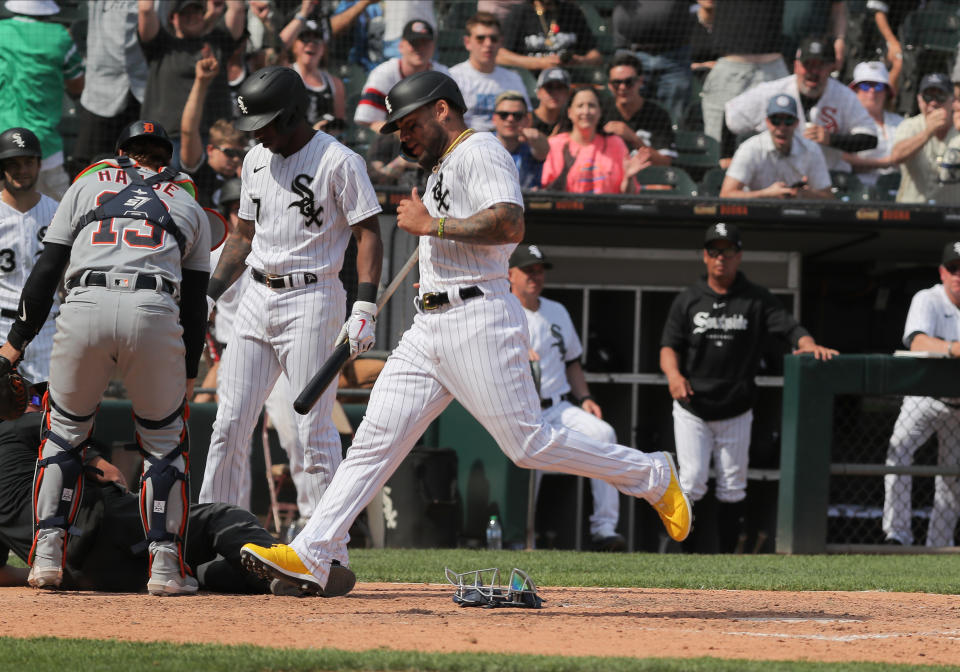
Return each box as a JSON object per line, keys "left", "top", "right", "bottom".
{"left": 293, "top": 247, "right": 420, "bottom": 415}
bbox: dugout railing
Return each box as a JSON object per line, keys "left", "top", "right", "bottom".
{"left": 779, "top": 354, "right": 960, "bottom": 554}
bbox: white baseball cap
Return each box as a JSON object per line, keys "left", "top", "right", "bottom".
{"left": 4, "top": 0, "right": 59, "bottom": 15}
{"left": 850, "top": 61, "right": 891, "bottom": 90}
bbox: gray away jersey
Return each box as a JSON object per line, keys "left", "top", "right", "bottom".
{"left": 44, "top": 161, "right": 211, "bottom": 284}
{"left": 238, "top": 131, "right": 382, "bottom": 277}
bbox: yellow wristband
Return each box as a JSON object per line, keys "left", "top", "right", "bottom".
{"left": 437, "top": 216, "right": 445, "bottom": 238}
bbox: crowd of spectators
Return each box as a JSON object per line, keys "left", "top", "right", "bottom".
{"left": 2, "top": 0, "right": 960, "bottom": 208}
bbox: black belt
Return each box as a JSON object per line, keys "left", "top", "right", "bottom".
{"left": 541, "top": 392, "right": 576, "bottom": 409}
{"left": 0, "top": 308, "right": 16, "bottom": 320}
{"left": 250, "top": 268, "right": 318, "bottom": 289}
{"left": 67, "top": 272, "right": 175, "bottom": 294}
{"left": 417, "top": 286, "right": 483, "bottom": 311}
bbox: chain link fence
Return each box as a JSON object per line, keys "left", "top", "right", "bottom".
{"left": 829, "top": 394, "right": 960, "bottom": 548}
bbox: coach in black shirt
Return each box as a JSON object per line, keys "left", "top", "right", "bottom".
{"left": 659, "top": 223, "right": 836, "bottom": 552}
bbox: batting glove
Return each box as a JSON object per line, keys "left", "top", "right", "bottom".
{"left": 338, "top": 300, "right": 377, "bottom": 356}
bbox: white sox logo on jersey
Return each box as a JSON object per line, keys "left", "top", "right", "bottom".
{"left": 692, "top": 312, "right": 748, "bottom": 334}
{"left": 10, "top": 133, "right": 25, "bottom": 148}
{"left": 289, "top": 174, "right": 323, "bottom": 228}
{"left": 550, "top": 324, "right": 567, "bottom": 358}
{"left": 431, "top": 172, "right": 451, "bottom": 212}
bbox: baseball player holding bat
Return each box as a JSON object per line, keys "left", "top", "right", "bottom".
{"left": 0, "top": 119, "right": 218, "bottom": 595}
{"left": 199, "top": 66, "right": 383, "bottom": 527}
{"left": 240, "top": 71, "right": 691, "bottom": 597}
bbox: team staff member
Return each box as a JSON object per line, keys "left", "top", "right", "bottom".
{"left": 883, "top": 241, "right": 960, "bottom": 547}
{"left": 509, "top": 244, "right": 624, "bottom": 551}
{"left": 240, "top": 72, "right": 691, "bottom": 597}
{"left": 0, "top": 120, "right": 214, "bottom": 595}
{"left": 0, "top": 127, "right": 59, "bottom": 383}
{"left": 660, "top": 223, "right": 837, "bottom": 552}
{"left": 199, "top": 67, "right": 383, "bottom": 528}
{"left": 0, "top": 403, "right": 277, "bottom": 594}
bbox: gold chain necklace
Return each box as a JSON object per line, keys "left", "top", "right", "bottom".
{"left": 432, "top": 128, "right": 476, "bottom": 173}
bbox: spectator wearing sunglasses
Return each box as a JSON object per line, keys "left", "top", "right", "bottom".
{"left": 450, "top": 13, "right": 530, "bottom": 132}
{"left": 181, "top": 57, "right": 246, "bottom": 209}
{"left": 890, "top": 73, "right": 960, "bottom": 205}
{"left": 721, "top": 94, "right": 832, "bottom": 200}
{"left": 492, "top": 91, "right": 548, "bottom": 189}
{"left": 660, "top": 222, "right": 836, "bottom": 554}
{"left": 841, "top": 61, "right": 903, "bottom": 188}
{"left": 601, "top": 53, "right": 677, "bottom": 171}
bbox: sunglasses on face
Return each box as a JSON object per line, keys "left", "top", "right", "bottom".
{"left": 608, "top": 77, "right": 637, "bottom": 89}
{"left": 768, "top": 114, "right": 797, "bottom": 127}
{"left": 215, "top": 146, "right": 245, "bottom": 159}
{"left": 706, "top": 247, "right": 738, "bottom": 258}
{"left": 495, "top": 110, "right": 524, "bottom": 120}
{"left": 922, "top": 90, "right": 950, "bottom": 104}
{"left": 856, "top": 82, "right": 885, "bottom": 92}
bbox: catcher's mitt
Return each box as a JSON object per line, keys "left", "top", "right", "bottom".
{"left": 0, "top": 355, "right": 28, "bottom": 421}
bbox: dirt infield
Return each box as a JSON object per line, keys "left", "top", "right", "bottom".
{"left": 1, "top": 583, "right": 957, "bottom": 665}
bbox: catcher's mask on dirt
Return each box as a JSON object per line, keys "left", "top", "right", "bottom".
{"left": 445, "top": 567, "right": 543, "bottom": 608}
{"left": 937, "top": 147, "right": 960, "bottom": 184}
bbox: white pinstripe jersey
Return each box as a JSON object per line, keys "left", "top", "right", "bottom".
{"left": 903, "top": 284, "right": 960, "bottom": 347}
{"left": 238, "top": 131, "right": 381, "bottom": 277}
{"left": 524, "top": 296, "right": 582, "bottom": 399}
{"left": 0, "top": 195, "right": 58, "bottom": 312}
{"left": 419, "top": 131, "right": 524, "bottom": 294}
{"left": 44, "top": 162, "right": 210, "bottom": 284}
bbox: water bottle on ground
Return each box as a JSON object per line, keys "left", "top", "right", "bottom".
{"left": 486, "top": 515, "right": 502, "bottom": 550}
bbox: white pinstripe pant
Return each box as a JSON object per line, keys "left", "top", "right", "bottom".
{"left": 672, "top": 401, "right": 752, "bottom": 504}
{"left": 291, "top": 291, "right": 671, "bottom": 583}
{"left": 199, "top": 278, "right": 344, "bottom": 513}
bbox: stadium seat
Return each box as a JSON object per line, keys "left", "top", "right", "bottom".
{"left": 437, "top": 0, "right": 477, "bottom": 32}
{"left": 566, "top": 65, "right": 607, "bottom": 87}
{"left": 874, "top": 172, "right": 902, "bottom": 201}
{"left": 628, "top": 166, "right": 699, "bottom": 196}
{"left": 579, "top": 3, "right": 613, "bottom": 56}
{"left": 674, "top": 130, "right": 720, "bottom": 179}
{"left": 678, "top": 99, "right": 705, "bottom": 133}
{"left": 900, "top": 7, "right": 960, "bottom": 53}
{"left": 699, "top": 167, "right": 727, "bottom": 197}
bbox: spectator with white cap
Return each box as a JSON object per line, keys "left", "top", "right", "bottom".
{"left": 720, "top": 93, "right": 833, "bottom": 200}
{"left": 841, "top": 61, "right": 903, "bottom": 187}
{"left": 0, "top": 0, "right": 84, "bottom": 199}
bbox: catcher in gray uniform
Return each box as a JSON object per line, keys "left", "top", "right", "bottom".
{"left": 0, "top": 120, "right": 221, "bottom": 596}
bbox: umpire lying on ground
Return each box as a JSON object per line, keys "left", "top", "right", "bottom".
{"left": 0, "top": 394, "right": 278, "bottom": 593}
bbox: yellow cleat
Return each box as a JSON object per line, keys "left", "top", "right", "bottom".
{"left": 653, "top": 452, "right": 692, "bottom": 542}
{"left": 240, "top": 543, "right": 355, "bottom": 597}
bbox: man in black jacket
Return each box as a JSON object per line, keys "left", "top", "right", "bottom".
{"left": 659, "top": 223, "right": 836, "bottom": 551}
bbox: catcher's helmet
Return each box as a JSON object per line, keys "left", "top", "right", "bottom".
{"left": 0, "top": 127, "right": 42, "bottom": 162}
{"left": 218, "top": 177, "right": 242, "bottom": 217}
{"left": 235, "top": 66, "right": 308, "bottom": 132}
{"left": 115, "top": 120, "right": 174, "bottom": 158}
{"left": 380, "top": 71, "right": 467, "bottom": 134}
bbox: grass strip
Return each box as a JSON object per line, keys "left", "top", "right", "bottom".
{"left": 0, "top": 638, "right": 954, "bottom": 672}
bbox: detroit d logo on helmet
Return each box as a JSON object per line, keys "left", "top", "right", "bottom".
{"left": 237, "top": 96, "right": 249, "bottom": 115}
{"left": 10, "top": 133, "right": 25, "bottom": 148}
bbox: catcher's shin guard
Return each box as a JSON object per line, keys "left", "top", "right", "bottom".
{"left": 134, "top": 403, "right": 192, "bottom": 580}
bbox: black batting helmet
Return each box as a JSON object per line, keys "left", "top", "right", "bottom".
{"left": 0, "top": 127, "right": 42, "bottom": 162}
{"left": 115, "top": 120, "right": 174, "bottom": 158}
{"left": 380, "top": 71, "right": 467, "bottom": 134}
{"left": 235, "top": 66, "right": 308, "bottom": 133}
{"left": 218, "top": 177, "right": 242, "bottom": 217}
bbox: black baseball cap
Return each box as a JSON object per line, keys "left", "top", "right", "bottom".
{"left": 942, "top": 241, "right": 960, "bottom": 266}
{"left": 920, "top": 73, "right": 951, "bottom": 95}
{"left": 705, "top": 223, "right": 742, "bottom": 249}
{"left": 509, "top": 244, "right": 553, "bottom": 270}
{"left": 402, "top": 19, "right": 434, "bottom": 43}
{"left": 796, "top": 36, "right": 836, "bottom": 63}
{"left": 172, "top": 0, "right": 203, "bottom": 13}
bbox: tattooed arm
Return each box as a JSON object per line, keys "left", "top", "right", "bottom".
{"left": 207, "top": 216, "right": 255, "bottom": 301}
{"left": 396, "top": 188, "right": 524, "bottom": 245}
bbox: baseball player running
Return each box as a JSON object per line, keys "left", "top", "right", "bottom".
{"left": 508, "top": 244, "right": 624, "bottom": 551}
{"left": 883, "top": 241, "right": 960, "bottom": 547}
{"left": 0, "top": 119, "right": 216, "bottom": 595}
{"left": 0, "top": 127, "right": 58, "bottom": 384}
{"left": 240, "top": 71, "right": 691, "bottom": 597}
{"left": 660, "top": 223, "right": 836, "bottom": 552}
{"left": 199, "top": 67, "right": 383, "bottom": 524}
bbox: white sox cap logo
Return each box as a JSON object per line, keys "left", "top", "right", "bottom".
{"left": 715, "top": 223, "right": 727, "bottom": 237}
{"left": 776, "top": 95, "right": 791, "bottom": 108}
{"left": 954, "top": 243, "right": 960, "bottom": 257}
{"left": 237, "top": 96, "right": 248, "bottom": 115}
{"left": 385, "top": 96, "right": 393, "bottom": 114}
{"left": 10, "top": 133, "right": 25, "bottom": 148}
{"left": 527, "top": 244, "right": 544, "bottom": 259}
